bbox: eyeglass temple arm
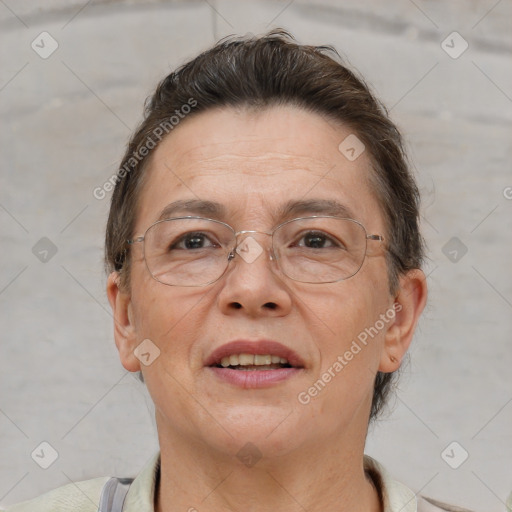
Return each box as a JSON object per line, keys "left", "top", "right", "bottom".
{"left": 126, "top": 230, "right": 383, "bottom": 245}
{"left": 127, "top": 236, "right": 145, "bottom": 244}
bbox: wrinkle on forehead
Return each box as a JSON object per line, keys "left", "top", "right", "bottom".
{"left": 159, "top": 153, "right": 339, "bottom": 181}
{"left": 150, "top": 104, "right": 351, "bottom": 174}
{"left": 152, "top": 134, "right": 345, "bottom": 179}
{"left": 137, "top": 105, "right": 383, "bottom": 234}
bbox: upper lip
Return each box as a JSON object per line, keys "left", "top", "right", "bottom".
{"left": 205, "top": 340, "right": 305, "bottom": 368}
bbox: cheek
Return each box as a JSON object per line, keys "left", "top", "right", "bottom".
{"left": 317, "top": 285, "right": 378, "bottom": 339}
{"left": 315, "top": 280, "right": 389, "bottom": 371}
{"left": 308, "top": 290, "right": 386, "bottom": 420}
{"left": 130, "top": 271, "right": 199, "bottom": 360}
{"left": 130, "top": 285, "right": 205, "bottom": 415}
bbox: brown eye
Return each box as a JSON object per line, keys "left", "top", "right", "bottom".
{"left": 294, "top": 231, "right": 344, "bottom": 250}
{"left": 170, "top": 232, "right": 219, "bottom": 250}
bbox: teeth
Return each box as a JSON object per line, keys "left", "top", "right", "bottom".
{"left": 219, "top": 353, "right": 290, "bottom": 368}
{"left": 239, "top": 354, "right": 254, "bottom": 365}
{"left": 254, "top": 354, "right": 272, "bottom": 365}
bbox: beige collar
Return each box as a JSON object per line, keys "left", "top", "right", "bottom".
{"left": 123, "top": 451, "right": 417, "bottom": 512}
{"left": 364, "top": 455, "right": 417, "bottom": 511}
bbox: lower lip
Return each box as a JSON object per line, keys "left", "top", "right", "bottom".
{"left": 207, "top": 367, "right": 302, "bottom": 389}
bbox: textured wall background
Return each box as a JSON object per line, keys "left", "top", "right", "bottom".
{"left": 1, "top": 1, "right": 511, "bottom": 511}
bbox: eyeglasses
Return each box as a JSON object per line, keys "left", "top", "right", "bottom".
{"left": 126, "top": 216, "right": 384, "bottom": 287}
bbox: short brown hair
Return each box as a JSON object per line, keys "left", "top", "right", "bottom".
{"left": 105, "top": 29, "right": 425, "bottom": 420}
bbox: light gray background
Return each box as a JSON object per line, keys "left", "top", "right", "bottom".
{"left": 1, "top": 1, "right": 511, "bottom": 511}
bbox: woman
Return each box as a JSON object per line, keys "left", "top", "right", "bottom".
{"left": 5, "top": 30, "right": 474, "bottom": 512}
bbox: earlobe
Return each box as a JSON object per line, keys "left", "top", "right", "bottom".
{"left": 379, "top": 269, "right": 428, "bottom": 373}
{"left": 106, "top": 272, "right": 141, "bottom": 373}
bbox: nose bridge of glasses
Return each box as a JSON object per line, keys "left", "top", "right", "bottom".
{"left": 234, "top": 229, "right": 273, "bottom": 238}
{"left": 229, "top": 229, "right": 276, "bottom": 262}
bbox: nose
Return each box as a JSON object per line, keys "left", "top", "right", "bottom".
{"left": 216, "top": 231, "right": 293, "bottom": 317}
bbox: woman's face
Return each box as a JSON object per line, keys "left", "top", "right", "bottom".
{"left": 113, "top": 105, "right": 399, "bottom": 458}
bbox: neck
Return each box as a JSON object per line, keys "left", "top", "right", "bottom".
{"left": 154, "top": 418, "right": 382, "bottom": 512}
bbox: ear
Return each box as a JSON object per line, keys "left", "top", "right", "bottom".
{"left": 106, "top": 272, "right": 141, "bottom": 373}
{"left": 379, "top": 269, "right": 428, "bottom": 373}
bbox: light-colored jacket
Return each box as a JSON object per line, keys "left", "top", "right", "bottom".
{"left": 1, "top": 452, "right": 476, "bottom": 512}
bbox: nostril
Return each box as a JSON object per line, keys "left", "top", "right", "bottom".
{"left": 264, "top": 302, "right": 277, "bottom": 310}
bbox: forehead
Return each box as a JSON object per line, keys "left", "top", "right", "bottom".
{"left": 136, "top": 105, "right": 384, "bottom": 231}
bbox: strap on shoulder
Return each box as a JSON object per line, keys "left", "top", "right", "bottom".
{"left": 418, "top": 496, "right": 477, "bottom": 512}
{"left": 98, "top": 477, "right": 134, "bottom": 512}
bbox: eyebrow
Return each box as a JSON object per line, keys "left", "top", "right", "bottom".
{"left": 157, "top": 199, "right": 227, "bottom": 222}
{"left": 279, "top": 198, "right": 355, "bottom": 220}
{"left": 156, "top": 198, "right": 356, "bottom": 224}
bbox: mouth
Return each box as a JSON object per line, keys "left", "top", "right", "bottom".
{"left": 214, "top": 353, "right": 294, "bottom": 371}
{"left": 205, "top": 340, "right": 305, "bottom": 388}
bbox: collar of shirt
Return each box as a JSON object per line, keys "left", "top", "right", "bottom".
{"left": 123, "top": 451, "right": 418, "bottom": 512}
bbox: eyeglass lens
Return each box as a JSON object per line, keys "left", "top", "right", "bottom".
{"left": 142, "top": 217, "right": 368, "bottom": 286}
